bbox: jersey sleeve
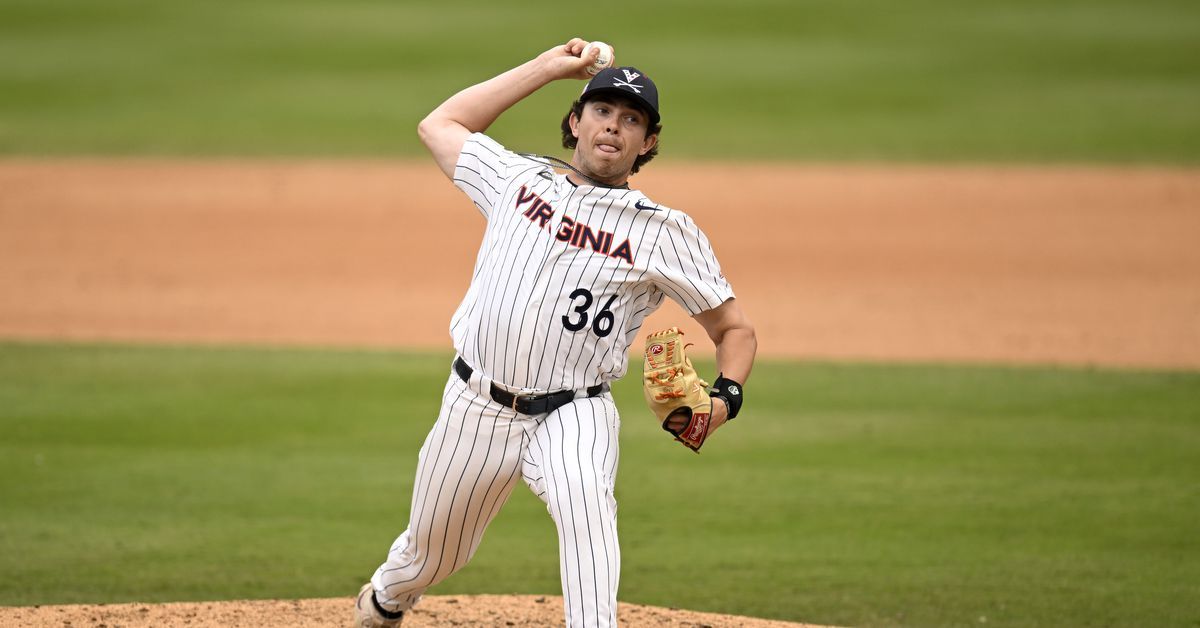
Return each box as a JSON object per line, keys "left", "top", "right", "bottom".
{"left": 651, "top": 214, "right": 736, "bottom": 316}
{"left": 453, "top": 133, "right": 521, "bottom": 219}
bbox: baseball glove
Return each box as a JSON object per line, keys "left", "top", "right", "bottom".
{"left": 643, "top": 327, "right": 713, "bottom": 453}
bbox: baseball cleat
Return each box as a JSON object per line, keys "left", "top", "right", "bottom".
{"left": 354, "top": 582, "right": 404, "bottom": 627}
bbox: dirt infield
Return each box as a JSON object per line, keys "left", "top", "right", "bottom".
{"left": 0, "top": 595, "right": 825, "bottom": 628}
{"left": 1, "top": 160, "right": 1197, "bottom": 368}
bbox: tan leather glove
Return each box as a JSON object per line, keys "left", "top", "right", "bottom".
{"left": 643, "top": 327, "right": 713, "bottom": 452}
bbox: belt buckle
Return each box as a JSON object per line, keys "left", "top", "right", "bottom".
{"left": 513, "top": 388, "right": 547, "bottom": 414}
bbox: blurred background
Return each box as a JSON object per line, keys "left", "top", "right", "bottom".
{"left": 2, "top": 0, "right": 1197, "bottom": 161}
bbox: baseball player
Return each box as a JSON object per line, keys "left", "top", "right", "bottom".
{"left": 355, "top": 38, "right": 757, "bottom": 628}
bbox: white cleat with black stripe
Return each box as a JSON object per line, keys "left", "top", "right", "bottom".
{"left": 354, "top": 583, "right": 404, "bottom": 627}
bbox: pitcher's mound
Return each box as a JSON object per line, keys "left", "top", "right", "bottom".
{"left": 1, "top": 594, "right": 830, "bottom": 627}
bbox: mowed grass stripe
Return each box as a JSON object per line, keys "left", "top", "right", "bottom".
{"left": 0, "top": 0, "right": 1197, "bottom": 161}
{"left": 0, "top": 342, "right": 1197, "bottom": 627}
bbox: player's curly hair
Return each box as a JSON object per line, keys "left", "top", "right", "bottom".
{"left": 561, "top": 96, "right": 662, "bottom": 175}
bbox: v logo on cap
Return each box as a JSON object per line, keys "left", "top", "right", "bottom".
{"left": 613, "top": 69, "right": 644, "bottom": 92}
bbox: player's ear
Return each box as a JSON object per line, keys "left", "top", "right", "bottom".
{"left": 639, "top": 132, "right": 658, "bottom": 156}
{"left": 568, "top": 111, "right": 580, "bottom": 139}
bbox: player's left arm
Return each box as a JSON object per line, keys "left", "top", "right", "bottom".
{"left": 693, "top": 298, "right": 756, "bottom": 431}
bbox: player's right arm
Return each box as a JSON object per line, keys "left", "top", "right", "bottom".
{"left": 417, "top": 38, "right": 601, "bottom": 178}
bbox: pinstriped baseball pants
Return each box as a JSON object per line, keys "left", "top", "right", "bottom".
{"left": 371, "top": 369, "right": 622, "bottom": 628}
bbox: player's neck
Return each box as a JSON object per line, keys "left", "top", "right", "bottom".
{"left": 566, "top": 166, "right": 630, "bottom": 190}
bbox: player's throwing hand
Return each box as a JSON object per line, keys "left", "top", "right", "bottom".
{"left": 536, "top": 38, "right": 607, "bottom": 81}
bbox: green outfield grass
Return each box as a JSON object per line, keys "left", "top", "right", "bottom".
{"left": 0, "top": 0, "right": 1198, "bottom": 161}
{"left": 1, "top": 342, "right": 1198, "bottom": 627}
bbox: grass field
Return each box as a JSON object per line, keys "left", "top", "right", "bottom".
{"left": 1, "top": 342, "right": 1197, "bottom": 627}
{"left": 1, "top": 0, "right": 1198, "bottom": 161}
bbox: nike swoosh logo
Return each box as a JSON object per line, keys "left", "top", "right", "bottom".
{"left": 634, "top": 200, "right": 658, "bottom": 211}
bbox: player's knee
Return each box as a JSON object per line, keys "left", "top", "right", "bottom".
{"left": 544, "top": 472, "right": 616, "bottom": 517}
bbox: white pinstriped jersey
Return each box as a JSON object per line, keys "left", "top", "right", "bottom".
{"left": 450, "top": 133, "right": 733, "bottom": 392}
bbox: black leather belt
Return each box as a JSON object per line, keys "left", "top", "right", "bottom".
{"left": 454, "top": 356, "right": 605, "bottom": 415}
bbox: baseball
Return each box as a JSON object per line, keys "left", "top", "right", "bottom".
{"left": 582, "top": 41, "right": 614, "bottom": 75}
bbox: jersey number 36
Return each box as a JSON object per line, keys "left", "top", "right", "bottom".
{"left": 562, "top": 288, "right": 616, "bottom": 338}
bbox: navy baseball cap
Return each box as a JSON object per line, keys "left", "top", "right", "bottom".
{"left": 580, "top": 66, "right": 660, "bottom": 126}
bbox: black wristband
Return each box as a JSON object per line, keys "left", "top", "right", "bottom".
{"left": 710, "top": 374, "right": 743, "bottom": 420}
